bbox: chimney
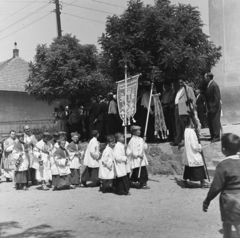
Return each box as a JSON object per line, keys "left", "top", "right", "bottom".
{"left": 13, "top": 42, "right": 19, "bottom": 58}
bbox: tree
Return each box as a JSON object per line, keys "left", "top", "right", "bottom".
{"left": 98, "top": 0, "right": 222, "bottom": 86}
{"left": 26, "top": 34, "right": 114, "bottom": 104}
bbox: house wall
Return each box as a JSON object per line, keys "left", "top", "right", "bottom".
{"left": 0, "top": 91, "right": 57, "bottom": 134}
{"left": 209, "top": 0, "right": 240, "bottom": 124}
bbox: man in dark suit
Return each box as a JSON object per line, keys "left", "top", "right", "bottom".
{"left": 195, "top": 89, "right": 206, "bottom": 128}
{"left": 94, "top": 95, "right": 108, "bottom": 143}
{"left": 87, "top": 97, "right": 99, "bottom": 140}
{"left": 203, "top": 72, "right": 221, "bottom": 142}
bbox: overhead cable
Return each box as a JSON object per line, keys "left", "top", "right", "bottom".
{"left": 62, "top": 12, "right": 105, "bottom": 24}
{"left": 0, "top": 12, "right": 52, "bottom": 41}
{"left": 61, "top": 2, "right": 116, "bottom": 15}
{"left": 0, "top": 2, "right": 51, "bottom": 33}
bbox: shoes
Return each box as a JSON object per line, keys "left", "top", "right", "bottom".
{"left": 22, "top": 186, "right": 28, "bottom": 191}
{"left": 81, "top": 181, "right": 88, "bottom": 187}
{"left": 42, "top": 185, "right": 49, "bottom": 190}
{"left": 170, "top": 142, "right": 178, "bottom": 146}
{"left": 211, "top": 138, "right": 220, "bottom": 143}
{"left": 70, "top": 185, "right": 76, "bottom": 189}
{"left": 178, "top": 142, "right": 184, "bottom": 147}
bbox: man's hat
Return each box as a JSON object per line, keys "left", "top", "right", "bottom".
{"left": 53, "top": 132, "right": 59, "bottom": 137}
{"left": 71, "top": 132, "right": 80, "bottom": 138}
{"left": 57, "top": 137, "right": 66, "bottom": 143}
{"left": 92, "top": 130, "right": 99, "bottom": 136}
{"left": 59, "top": 131, "right": 67, "bottom": 135}
{"left": 130, "top": 125, "right": 141, "bottom": 132}
{"left": 43, "top": 132, "right": 50, "bottom": 137}
{"left": 16, "top": 132, "right": 24, "bottom": 138}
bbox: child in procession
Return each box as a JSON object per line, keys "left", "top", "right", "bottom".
{"left": 81, "top": 130, "right": 101, "bottom": 187}
{"left": 98, "top": 134, "right": 116, "bottom": 193}
{"left": 127, "top": 125, "right": 149, "bottom": 189}
{"left": 12, "top": 133, "right": 30, "bottom": 190}
{"left": 54, "top": 131, "right": 69, "bottom": 149}
{"left": 67, "top": 132, "right": 83, "bottom": 188}
{"left": 203, "top": 133, "right": 240, "bottom": 238}
{"left": 113, "top": 132, "right": 130, "bottom": 195}
{"left": 182, "top": 117, "right": 209, "bottom": 188}
{"left": 52, "top": 137, "right": 73, "bottom": 190}
{"left": 33, "top": 132, "right": 53, "bottom": 190}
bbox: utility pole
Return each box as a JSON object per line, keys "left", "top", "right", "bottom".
{"left": 53, "top": 0, "right": 62, "bottom": 38}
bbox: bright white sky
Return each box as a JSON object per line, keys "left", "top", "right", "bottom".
{"left": 0, "top": 0, "right": 209, "bottom": 62}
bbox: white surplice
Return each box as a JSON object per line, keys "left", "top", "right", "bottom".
{"left": 33, "top": 140, "right": 53, "bottom": 181}
{"left": 83, "top": 137, "right": 100, "bottom": 168}
{"left": 183, "top": 128, "right": 204, "bottom": 167}
{"left": 113, "top": 142, "right": 130, "bottom": 177}
{"left": 99, "top": 145, "right": 115, "bottom": 180}
{"left": 126, "top": 135, "right": 148, "bottom": 169}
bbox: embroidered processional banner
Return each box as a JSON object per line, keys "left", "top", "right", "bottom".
{"left": 117, "top": 74, "right": 140, "bottom": 126}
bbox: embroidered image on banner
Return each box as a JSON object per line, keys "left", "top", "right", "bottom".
{"left": 117, "top": 74, "right": 140, "bottom": 125}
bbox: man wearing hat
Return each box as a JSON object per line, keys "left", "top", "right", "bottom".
{"left": 81, "top": 130, "right": 101, "bottom": 187}
{"left": 33, "top": 132, "right": 53, "bottom": 190}
{"left": 23, "top": 125, "right": 38, "bottom": 185}
{"left": 3, "top": 130, "right": 17, "bottom": 182}
{"left": 67, "top": 132, "right": 83, "bottom": 187}
{"left": 12, "top": 132, "right": 30, "bottom": 190}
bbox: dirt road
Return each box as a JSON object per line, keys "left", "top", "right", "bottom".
{"left": 0, "top": 175, "right": 226, "bottom": 238}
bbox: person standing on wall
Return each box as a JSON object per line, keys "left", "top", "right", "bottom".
{"left": 172, "top": 79, "right": 196, "bottom": 146}
{"left": 203, "top": 72, "right": 221, "bottom": 143}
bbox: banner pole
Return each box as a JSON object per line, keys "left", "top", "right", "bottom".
{"left": 124, "top": 63, "right": 127, "bottom": 146}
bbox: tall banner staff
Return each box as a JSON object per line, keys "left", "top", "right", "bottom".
{"left": 183, "top": 84, "right": 210, "bottom": 182}
{"left": 124, "top": 63, "right": 128, "bottom": 146}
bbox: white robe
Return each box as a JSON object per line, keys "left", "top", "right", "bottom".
{"left": 99, "top": 145, "right": 115, "bottom": 180}
{"left": 33, "top": 140, "right": 53, "bottom": 181}
{"left": 53, "top": 148, "right": 71, "bottom": 176}
{"left": 67, "top": 143, "right": 83, "bottom": 169}
{"left": 183, "top": 128, "right": 203, "bottom": 167}
{"left": 24, "top": 134, "right": 37, "bottom": 168}
{"left": 113, "top": 142, "right": 129, "bottom": 177}
{"left": 83, "top": 137, "right": 100, "bottom": 168}
{"left": 126, "top": 135, "right": 148, "bottom": 169}
{"left": 12, "top": 144, "right": 30, "bottom": 172}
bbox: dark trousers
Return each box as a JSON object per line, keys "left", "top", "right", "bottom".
{"left": 174, "top": 106, "right": 188, "bottom": 144}
{"left": 222, "top": 222, "right": 240, "bottom": 238}
{"left": 207, "top": 110, "right": 221, "bottom": 139}
{"left": 96, "top": 120, "right": 106, "bottom": 143}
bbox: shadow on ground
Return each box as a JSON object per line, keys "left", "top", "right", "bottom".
{"left": 174, "top": 177, "right": 201, "bottom": 189}
{"left": 0, "top": 222, "right": 74, "bottom": 238}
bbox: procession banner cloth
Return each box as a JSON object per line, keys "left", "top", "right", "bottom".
{"left": 116, "top": 74, "right": 140, "bottom": 125}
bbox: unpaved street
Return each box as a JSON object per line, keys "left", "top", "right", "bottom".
{"left": 0, "top": 175, "right": 225, "bottom": 238}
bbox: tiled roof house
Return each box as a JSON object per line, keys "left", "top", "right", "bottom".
{"left": 0, "top": 44, "right": 56, "bottom": 134}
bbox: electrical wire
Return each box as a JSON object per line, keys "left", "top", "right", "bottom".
{"left": 0, "top": 12, "right": 52, "bottom": 41}
{"left": 0, "top": 1, "right": 48, "bottom": 2}
{"left": 0, "top": 0, "right": 38, "bottom": 24}
{"left": 0, "top": 2, "right": 51, "bottom": 33}
{"left": 62, "top": 12, "right": 105, "bottom": 24}
{"left": 0, "top": 11, "right": 50, "bottom": 16}
{"left": 91, "top": 0, "right": 125, "bottom": 9}
{"left": 61, "top": 2, "right": 116, "bottom": 15}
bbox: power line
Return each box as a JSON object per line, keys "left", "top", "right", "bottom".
{"left": 61, "top": 2, "right": 116, "bottom": 15}
{"left": 62, "top": 0, "right": 79, "bottom": 8}
{"left": 0, "top": 2, "right": 51, "bottom": 33}
{"left": 0, "top": 1, "right": 48, "bottom": 2}
{"left": 91, "top": 0, "right": 125, "bottom": 9}
{"left": 62, "top": 12, "right": 105, "bottom": 24}
{"left": 0, "top": 0, "right": 38, "bottom": 24}
{"left": 0, "top": 11, "right": 50, "bottom": 16}
{"left": 0, "top": 12, "right": 52, "bottom": 41}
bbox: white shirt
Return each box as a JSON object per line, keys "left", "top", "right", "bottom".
{"left": 207, "top": 80, "right": 213, "bottom": 88}
{"left": 83, "top": 137, "right": 100, "bottom": 168}
{"left": 175, "top": 88, "right": 184, "bottom": 105}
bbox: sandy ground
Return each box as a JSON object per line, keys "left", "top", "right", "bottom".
{"left": 0, "top": 174, "right": 226, "bottom": 238}
{"left": 1, "top": 124, "right": 240, "bottom": 238}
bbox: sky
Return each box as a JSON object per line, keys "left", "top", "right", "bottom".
{"left": 0, "top": 0, "right": 209, "bottom": 62}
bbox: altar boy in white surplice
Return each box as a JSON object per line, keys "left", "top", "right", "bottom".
{"left": 127, "top": 125, "right": 149, "bottom": 189}
{"left": 67, "top": 132, "right": 83, "bottom": 187}
{"left": 114, "top": 132, "right": 130, "bottom": 195}
{"left": 81, "top": 130, "right": 101, "bottom": 187}
{"left": 99, "top": 135, "right": 116, "bottom": 193}
{"left": 33, "top": 132, "right": 53, "bottom": 190}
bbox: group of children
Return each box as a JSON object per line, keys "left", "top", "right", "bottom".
{"left": 1, "top": 125, "right": 149, "bottom": 195}
{"left": 82, "top": 125, "right": 149, "bottom": 195}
